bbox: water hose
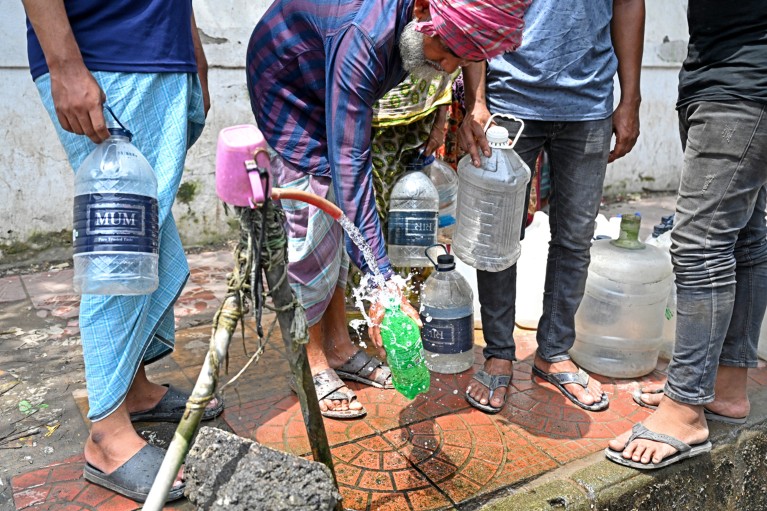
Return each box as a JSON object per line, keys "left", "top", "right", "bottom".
{"left": 270, "top": 187, "right": 343, "bottom": 221}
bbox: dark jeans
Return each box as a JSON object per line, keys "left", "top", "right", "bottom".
{"left": 665, "top": 100, "right": 767, "bottom": 405}
{"left": 477, "top": 117, "right": 612, "bottom": 363}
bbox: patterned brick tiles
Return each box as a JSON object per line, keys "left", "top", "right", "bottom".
{"left": 8, "top": 250, "right": 767, "bottom": 510}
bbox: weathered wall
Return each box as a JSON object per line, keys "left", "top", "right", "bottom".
{"left": 1, "top": 0, "right": 689, "bottom": 246}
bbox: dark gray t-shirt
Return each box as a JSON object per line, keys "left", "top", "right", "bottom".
{"left": 677, "top": 0, "right": 767, "bottom": 108}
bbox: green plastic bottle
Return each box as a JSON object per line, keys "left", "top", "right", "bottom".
{"left": 380, "top": 298, "right": 430, "bottom": 399}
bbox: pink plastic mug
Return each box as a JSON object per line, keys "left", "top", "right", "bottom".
{"left": 215, "top": 124, "right": 271, "bottom": 208}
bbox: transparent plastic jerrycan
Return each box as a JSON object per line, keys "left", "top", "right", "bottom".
{"left": 72, "top": 109, "right": 158, "bottom": 295}
{"left": 423, "top": 155, "right": 458, "bottom": 241}
{"left": 419, "top": 245, "right": 474, "bottom": 374}
{"left": 387, "top": 160, "right": 439, "bottom": 268}
{"left": 571, "top": 214, "right": 674, "bottom": 378}
{"left": 453, "top": 114, "right": 531, "bottom": 272}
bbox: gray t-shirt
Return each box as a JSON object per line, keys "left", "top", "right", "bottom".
{"left": 486, "top": 0, "right": 617, "bottom": 122}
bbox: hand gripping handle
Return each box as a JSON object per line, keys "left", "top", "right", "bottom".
{"left": 483, "top": 113, "right": 525, "bottom": 149}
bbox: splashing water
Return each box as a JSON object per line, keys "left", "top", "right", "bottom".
{"left": 338, "top": 214, "right": 385, "bottom": 287}
{"left": 337, "top": 213, "right": 421, "bottom": 329}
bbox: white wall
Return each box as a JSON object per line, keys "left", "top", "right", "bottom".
{"left": 0, "top": 0, "right": 689, "bottom": 245}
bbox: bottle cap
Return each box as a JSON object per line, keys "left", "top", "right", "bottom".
{"left": 611, "top": 212, "right": 644, "bottom": 249}
{"left": 421, "top": 154, "right": 435, "bottom": 166}
{"left": 436, "top": 254, "right": 455, "bottom": 271}
{"left": 486, "top": 125, "right": 510, "bottom": 146}
{"left": 406, "top": 158, "right": 425, "bottom": 172}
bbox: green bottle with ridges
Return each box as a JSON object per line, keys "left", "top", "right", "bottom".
{"left": 380, "top": 298, "right": 430, "bottom": 399}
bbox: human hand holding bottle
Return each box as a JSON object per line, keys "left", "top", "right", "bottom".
{"left": 368, "top": 280, "right": 422, "bottom": 357}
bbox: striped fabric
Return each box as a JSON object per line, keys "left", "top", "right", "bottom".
{"left": 247, "top": 0, "right": 415, "bottom": 278}
{"left": 414, "top": 0, "right": 529, "bottom": 61}
{"left": 270, "top": 154, "right": 349, "bottom": 326}
{"left": 36, "top": 71, "right": 205, "bottom": 421}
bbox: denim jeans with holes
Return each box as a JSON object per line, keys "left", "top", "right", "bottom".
{"left": 664, "top": 100, "right": 767, "bottom": 405}
{"left": 477, "top": 117, "right": 612, "bottom": 363}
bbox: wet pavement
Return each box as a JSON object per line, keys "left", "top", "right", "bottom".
{"left": 3, "top": 193, "right": 767, "bottom": 511}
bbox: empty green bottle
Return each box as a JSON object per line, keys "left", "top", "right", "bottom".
{"left": 380, "top": 298, "right": 430, "bottom": 399}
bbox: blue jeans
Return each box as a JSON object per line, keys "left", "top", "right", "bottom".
{"left": 665, "top": 100, "right": 767, "bottom": 406}
{"left": 477, "top": 117, "right": 612, "bottom": 363}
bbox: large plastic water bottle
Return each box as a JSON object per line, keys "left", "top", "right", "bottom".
{"left": 420, "top": 248, "right": 474, "bottom": 373}
{"left": 387, "top": 162, "right": 439, "bottom": 267}
{"left": 571, "top": 213, "right": 673, "bottom": 378}
{"left": 423, "top": 155, "right": 458, "bottom": 241}
{"left": 72, "top": 116, "right": 159, "bottom": 295}
{"left": 452, "top": 115, "right": 531, "bottom": 272}
{"left": 515, "top": 210, "right": 550, "bottom": 329}
{"left": 645, "top": 215, "right": 675, "bottom": 360}
{"left": 380, "top": 297, "right": 430, "bottom": 399}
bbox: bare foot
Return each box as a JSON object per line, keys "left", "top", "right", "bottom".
{"left": 466, "top": 358, "right": 513, "bottom": 409}
{"left": 706, "top": 366, "right": 750, "bottom": 418}
{"left": 609, "top": 397, "right": 708, "bottom": 465}
{"left": 635, "top": 382, "right": 664, "bottom": 408}
{"left": 534, "top": 355, "right": 603, "bottom": 406}
{"left": 634, "top": 367, "right": 749, "bottom": 418}
{"left": 311, "top": 367, "right": 364, "bottom": 415}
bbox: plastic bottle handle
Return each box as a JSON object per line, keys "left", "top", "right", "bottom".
{"left": 483, "top": 113, "right": 525, "bottom": 149}
{"left": 424, "top": 243, "right": 448, "bottom": 267}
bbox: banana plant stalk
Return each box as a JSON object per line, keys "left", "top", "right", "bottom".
{"left": 144, "top": 201, "right": 339, "bottom": 510}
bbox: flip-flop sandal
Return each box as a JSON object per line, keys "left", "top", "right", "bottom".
{"left": 83, "top": 444, "right": 184, "bottom": 503}
{"left": 604, "top": 422, "right": 712, "bottom": 470}
{"left": 532, "top": 365, "right": 609, "bottom": 412}
{"left": 465, "top": 369, "right": 511, "bottom": 414}
{"left": 291, "top": 368, "right": 367, "bottom": 420}
{"left": 129, "top": 384, "right": 224, "bottom": 423}
{"left": 335, "top": 350, "right": 394, "bottom": 389}
{"left": 632, "top": 387, "right": 663, "bottom": 410}
{"left": 703, "top": 409, "right": 747, "bottom": 425}
{"left": 632, "top": 388, "right": 747, "bottom": 424}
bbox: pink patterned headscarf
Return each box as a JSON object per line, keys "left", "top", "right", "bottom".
{"left": 414, "top": 0, "right": 530, "bottom": 61}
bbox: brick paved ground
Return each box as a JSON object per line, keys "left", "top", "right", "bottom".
{"left": 5, "top": 213, "right": 767, "bottom": 510}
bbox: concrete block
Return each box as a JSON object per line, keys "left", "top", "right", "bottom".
{"left": 185, "top": 426, "right": 341, "bottom": 511}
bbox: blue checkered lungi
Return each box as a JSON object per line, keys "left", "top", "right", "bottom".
{"left": 36, "top": 71, "right": 205, "bottom": 421}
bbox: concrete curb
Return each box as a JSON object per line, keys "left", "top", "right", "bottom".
{"left": 477, "top": 395, "right": 767, "bottom": 511}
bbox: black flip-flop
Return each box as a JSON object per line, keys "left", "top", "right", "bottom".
{"left": 532, "top": 365, "right": 609, "bottom": 411}
{"left": 465, "top": 369, "right": 511, "bottom": 414}
{"left": 130, "top": 384, "right": 224, "bottom": 423}
{"left": 335, "top": 350, "right": 394, "bottom": 389}
{"left": 83, "top": 444, "right": 184, "bottom": 503}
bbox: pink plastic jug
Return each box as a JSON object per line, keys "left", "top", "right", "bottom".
{"left": 215, "top": 124, "right": 271, "bottom": 208}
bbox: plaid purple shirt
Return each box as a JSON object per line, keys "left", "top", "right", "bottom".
{"left": 247, "top": 0, "right": 414, "bottom": 277}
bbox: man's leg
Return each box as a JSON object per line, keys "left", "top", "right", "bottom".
{"left": 534, "top": 119, "right": 612, "bottom": 406}
{"left": 610, "top": 100, "right": 767, "bottom": 466}
{"left": 85, "top": 365, "right": 185, "bottom": 490}
{"left": 466, "top": 120, "right": 546, "bottom": 410}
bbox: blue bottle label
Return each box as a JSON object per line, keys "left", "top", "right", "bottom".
{"left": 388, "top": 210, "right": 437, "bottom": 246}
{"left": 73, "top": 193, "right": 159, "bottom": 254}
{"left": 419, "top": 313, "right": 474, "bottom": 354}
